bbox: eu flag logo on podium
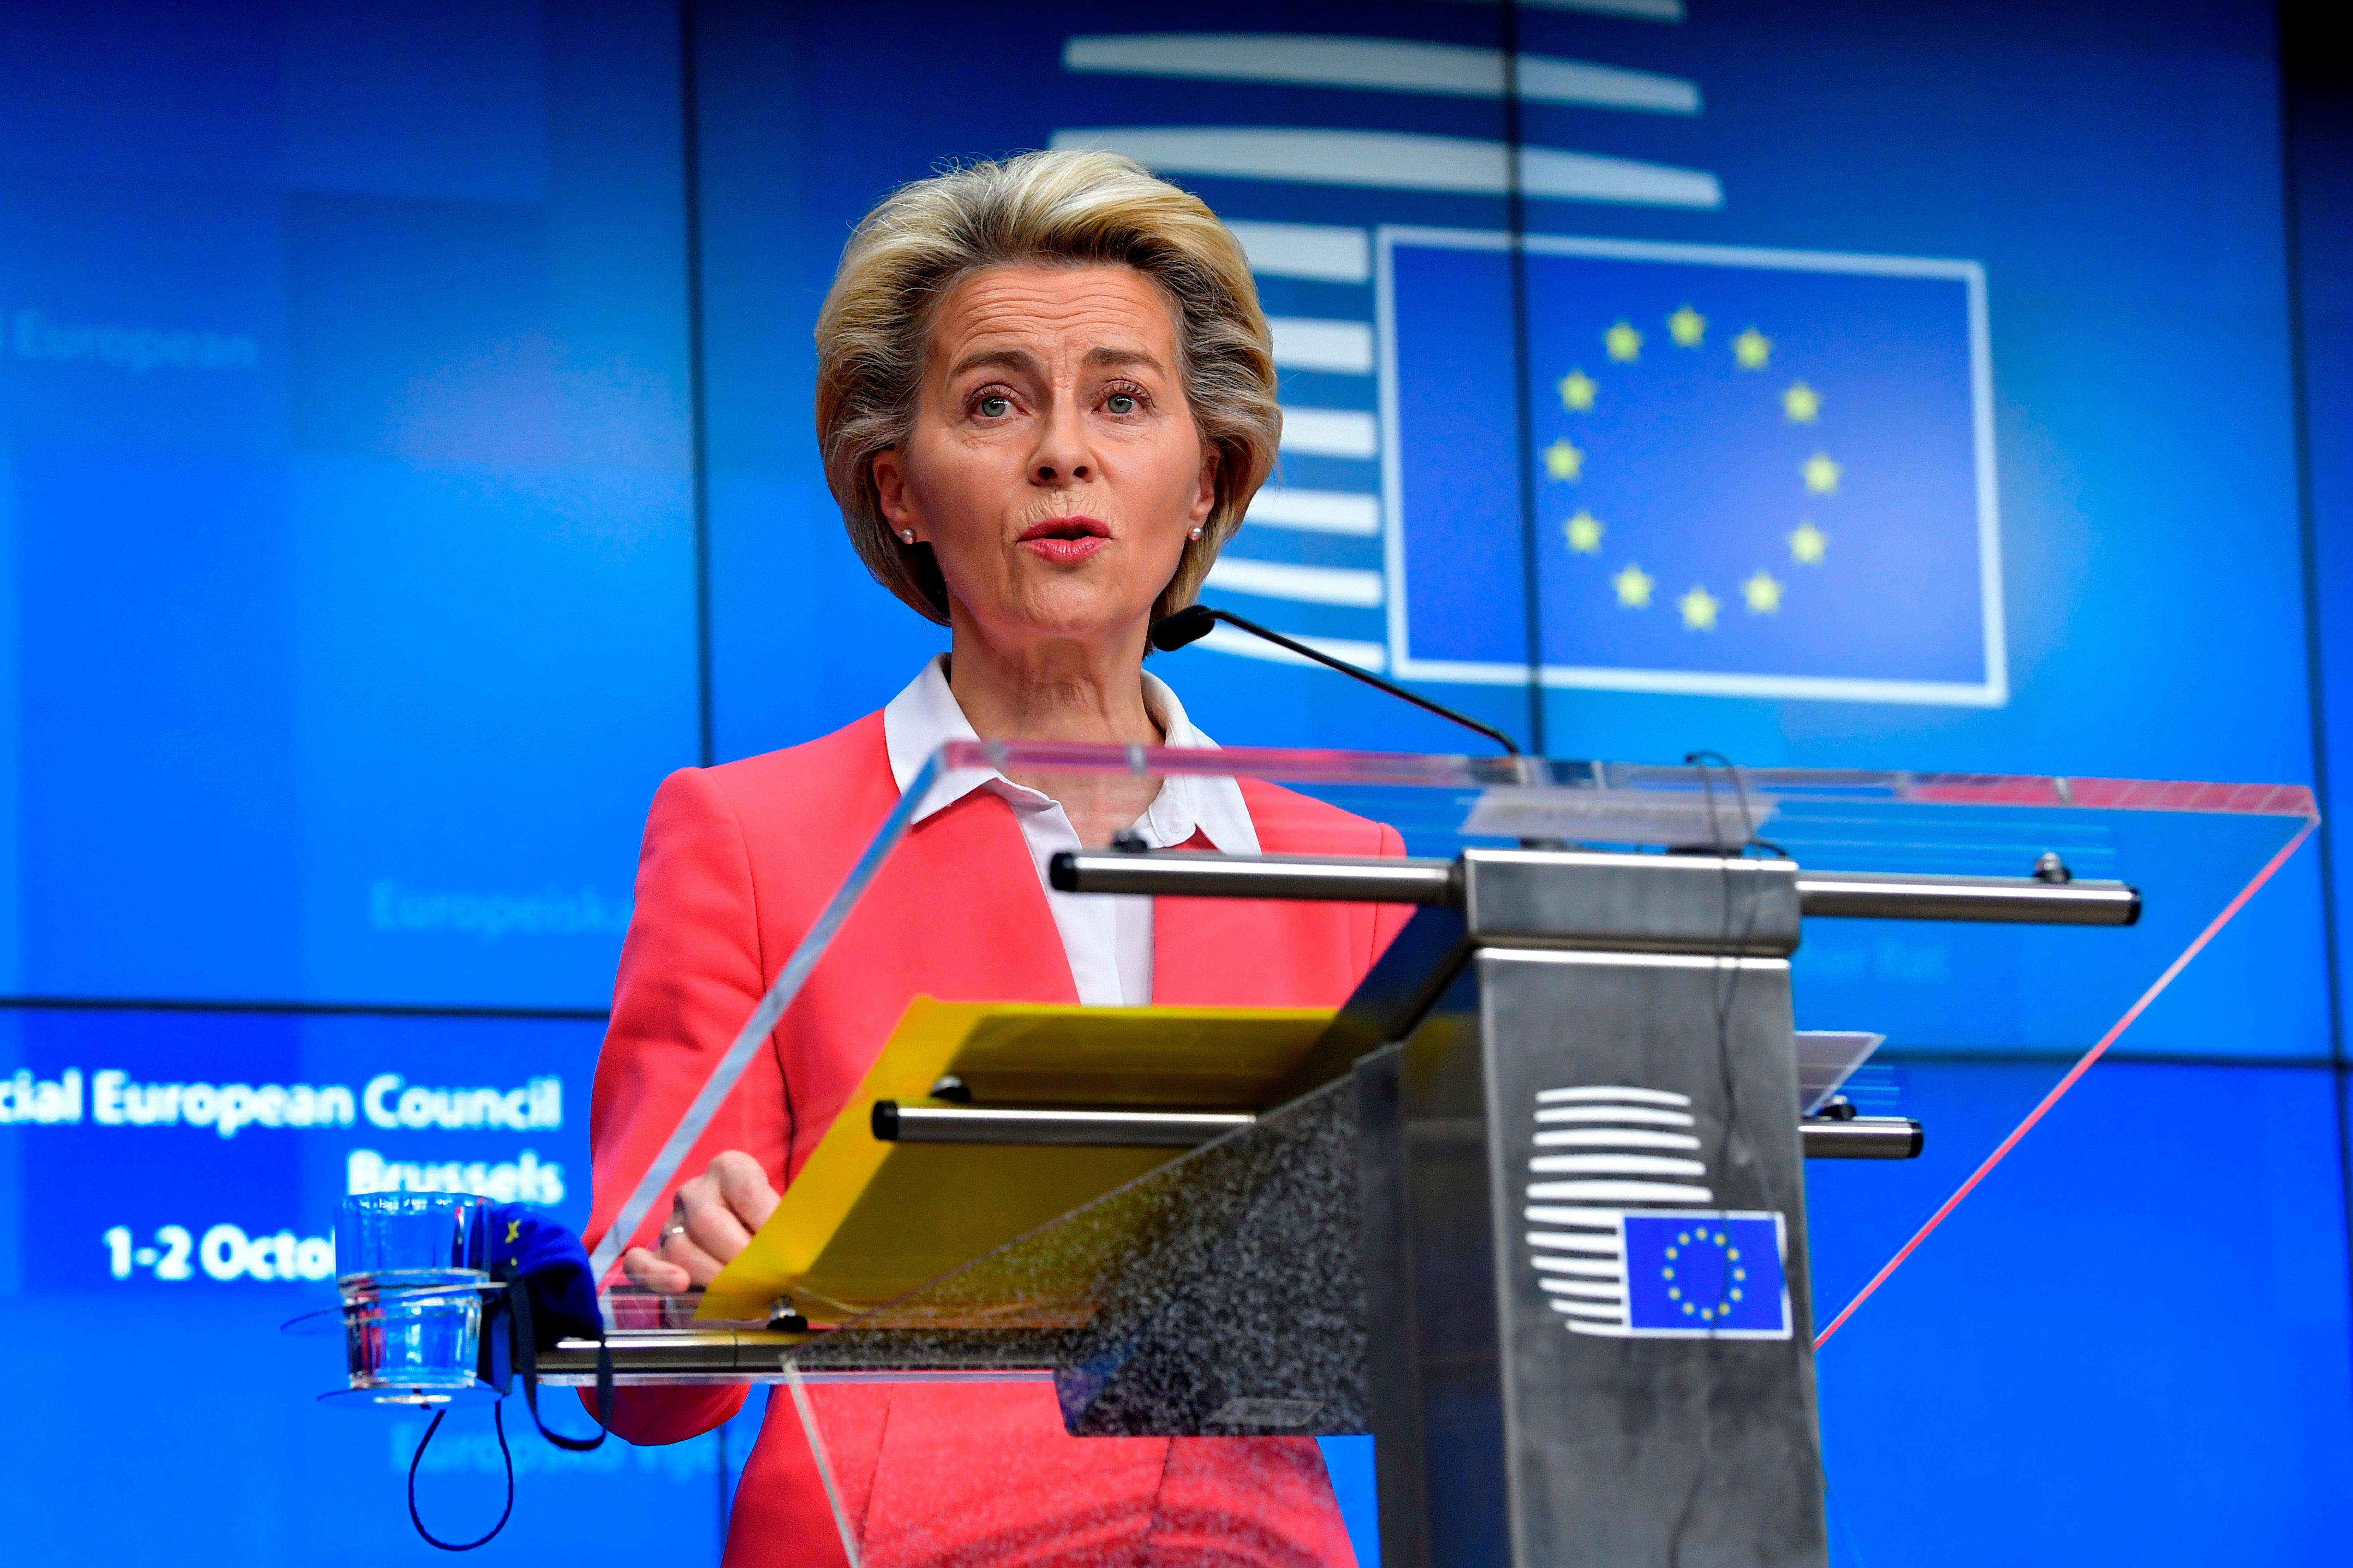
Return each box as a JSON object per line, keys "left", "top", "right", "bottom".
{"left": 1620, "top": 1213, "right": 1791, "bottom": 1338}
{"left": 1378, "top": 231, "right": 2002, "bottom": 705}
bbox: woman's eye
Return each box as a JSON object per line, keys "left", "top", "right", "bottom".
{"left": 1106, "top": 392, "right": 1138, "bottom": 415}
{"left": 977, "top": 394, "right": 1012, "bottom": 418}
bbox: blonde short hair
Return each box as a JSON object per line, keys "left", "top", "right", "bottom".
{"left": 814, "top": 149, "right": 1280, "bottom": 624}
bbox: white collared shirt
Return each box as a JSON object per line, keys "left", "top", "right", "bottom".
{"left": 882, "top": 655, "right": 1258, "bottom": 1006}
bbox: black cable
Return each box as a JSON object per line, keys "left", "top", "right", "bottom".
{"left": 1670, "top": 750, "right": 1774, "bottom": 1568}
{"left": 1674, "top": 753, "right": 1831, "bottom": 1566}
{"left": 1666, "top": 1455, "right": 1707, "bottom": 1568}
{"left": 408, "top": 1405, "right": 514, "bottom": 1552}
{"left": 1686, "top": 750, "right": 1763, "bottom": 1178}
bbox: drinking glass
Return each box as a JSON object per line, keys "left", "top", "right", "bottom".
{"left": 336, "top": 1194, "right": 490, "bottom": 1404}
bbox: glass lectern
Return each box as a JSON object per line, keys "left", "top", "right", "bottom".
{"left": 518, "top": 744, "right": 2310, "bottom": 1568}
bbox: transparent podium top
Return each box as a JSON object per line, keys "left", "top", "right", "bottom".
{"left": 585, "top": 741, "right": 2315, "bottom": 1351}
{"left": 566, "top": 741, "right": 2314, "bottom": 1566}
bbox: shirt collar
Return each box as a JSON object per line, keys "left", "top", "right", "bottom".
{"left": 882, "top": 654, "right": 1258, "bottom": 854}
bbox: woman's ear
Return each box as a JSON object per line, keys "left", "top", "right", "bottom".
{"left": 874, "top": 447, "right": 917, "bottom": 533}
{"left": 1190, "top": 444, "right": 1219, "bottom": 525}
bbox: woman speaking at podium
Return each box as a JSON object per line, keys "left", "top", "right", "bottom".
{"left": 584, "top": 150, "right": 1406, "bottom": 1566}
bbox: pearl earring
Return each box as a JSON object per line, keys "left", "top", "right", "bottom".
{"left": 900, "top": 529, "right": 915, "bottom": 544}
{"left": 1187, "top": 526, "right": 1204, "bottom": 540}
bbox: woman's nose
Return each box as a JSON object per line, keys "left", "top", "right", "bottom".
{"left": 1029, "top": 399, "right": 1093, "bottom": 484}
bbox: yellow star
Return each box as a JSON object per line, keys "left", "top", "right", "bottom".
{"left": 1802, "top": 451, "right": 1841, "bottom": 494}
{"left": 1788, "top": 521, "right": 1828, "bottom": 564}
{"left": 1782, "top": 380, "right": 1820, "bottom": 423}
{"left": 1557, "top": 369, "right": 1596, "bottom": 412}
{"left": 1563, "top": 510, "right": 1603, "bottom": 554}
{"left": 1668, "top": 305, "right": 1706, "bottom": 347}
{"left": 1742, "top": 570, "right": 1784, "bottom": 614}
{"left": 1733, "top": 327, "right": 1771, "bottom": 370}
{"left": 1543, "top": 438, "right": 1584, "bottom": 481}
{"left": 1604, "top": 320, "right": 1642, "bottom": 362}
{"left": 1679, "top": 584, "right": 1719, "bottom": 630}
{"left": 1612, "top": 562, "right": 1654, "bottom": 608}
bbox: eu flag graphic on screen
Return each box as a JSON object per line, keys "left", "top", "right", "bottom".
{"left": 1620, "top": 1213, "right": 1791, "bottom": 1338}
{"left": 1379, "top": 231, "right": 2002, "bottom": 705}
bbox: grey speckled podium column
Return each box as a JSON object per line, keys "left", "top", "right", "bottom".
{"left": 1357, "top": 853, "right": 1826, "bottom": 1568}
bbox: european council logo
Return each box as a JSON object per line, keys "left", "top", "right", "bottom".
{"left": 1377, "top": 230, "right": 2002, "bottom": 705}
{"left": 1522, "top": 1084, "right": 1793, "bottom": 1340}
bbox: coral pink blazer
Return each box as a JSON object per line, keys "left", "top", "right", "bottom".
{"left": 585, "top": 711, "right": 1410, "bottom": 1568}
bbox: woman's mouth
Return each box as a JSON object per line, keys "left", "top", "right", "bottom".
{"left": 1017, "top": 517, "right": 1110, "bottom": 565}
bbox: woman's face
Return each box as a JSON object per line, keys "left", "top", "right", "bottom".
{"left": 874, "top": 262, "right": 1216, "bottom": 654}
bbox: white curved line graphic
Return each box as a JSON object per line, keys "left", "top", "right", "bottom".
{"left": 1537, "top": 1086, "right": 1692, "bottom": 1106}
{"left": 1530, "top": 1153, "right": 1709, "bottom": 1177}
{"left": 1528, "top": 1179, "right": 1716, "bottom": 1204}
{"left": 1535, "top": 1128, "right": 1701, "bottom": 1150}
{"left": 1049, "top": 127, "right": 1723, "bottom": 208}
{"left": 1536, "top": 1106, "right": 1696, "bottom": 1127}
{"left": 1062, "top": 36, "right": 1700, "bottom": 115}
{"left": 1526, "top": 1230, "right": 1620, "bottom": 1254}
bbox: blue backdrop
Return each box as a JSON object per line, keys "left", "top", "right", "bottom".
{"left": 0, "top": 1, "right": 2347, "bottom": 1563}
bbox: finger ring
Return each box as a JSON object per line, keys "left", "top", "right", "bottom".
{"left": 662, "top": 1222, "right": 688, "bottom": 1242}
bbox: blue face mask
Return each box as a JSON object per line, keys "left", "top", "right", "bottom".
{"left": 408, "top": 1203, "right": 614, "bottom": 1552}
{"left": 485, "top": 1203, "right": 608, "bottom": 1345}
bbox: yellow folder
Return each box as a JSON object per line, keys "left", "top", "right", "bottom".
{"left": 697, "top": 997, "right": 1337, "bottom": 1323}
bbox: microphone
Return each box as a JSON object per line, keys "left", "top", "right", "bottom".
{"left": 1149, "top": 603, "right": 1521, "bottom": 756}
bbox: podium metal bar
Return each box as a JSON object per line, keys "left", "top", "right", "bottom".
{"left": 537, "top": 1330, "right": 801, "bottom": 1382}
{"left": 871, "top": 1100, "right": 1918, "bottom": 1158}
{"left": 871, "top": 1102, "right": 1255, "bottom": 1146}
{"left": 1794, "top": 870, "right": 2139, "bottom": 924}
{"left": 1800, "top": 1116, "right": 1924, "bottom": 1158}
{"left": 1052, "top": 849, "right": 1456, "bottom": 903}
{"left": 1055, "top": 849, "right": 2138, "bottom": 927}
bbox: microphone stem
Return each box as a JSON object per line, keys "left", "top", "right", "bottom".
{"left": 1203, "top": 608, "right": 1522, "bottom": 756}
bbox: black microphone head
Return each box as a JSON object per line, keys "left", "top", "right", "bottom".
{"left": 1149, "top": 603, "right": 1217, "bottom": 652}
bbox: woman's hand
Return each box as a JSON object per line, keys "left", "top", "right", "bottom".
{"left": 619, "top": 1150, "right": 780, "bottom": 1295}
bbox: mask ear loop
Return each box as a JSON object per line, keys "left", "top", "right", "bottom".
{"left": 407, "top": 1403, "right": 513, "bottom": 1551}
{"left": 405, "top": 1270, "right": 614, "bottom": 1550}
{"left": 497, "top": 1260, "right": 614, "bottom": 1454}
